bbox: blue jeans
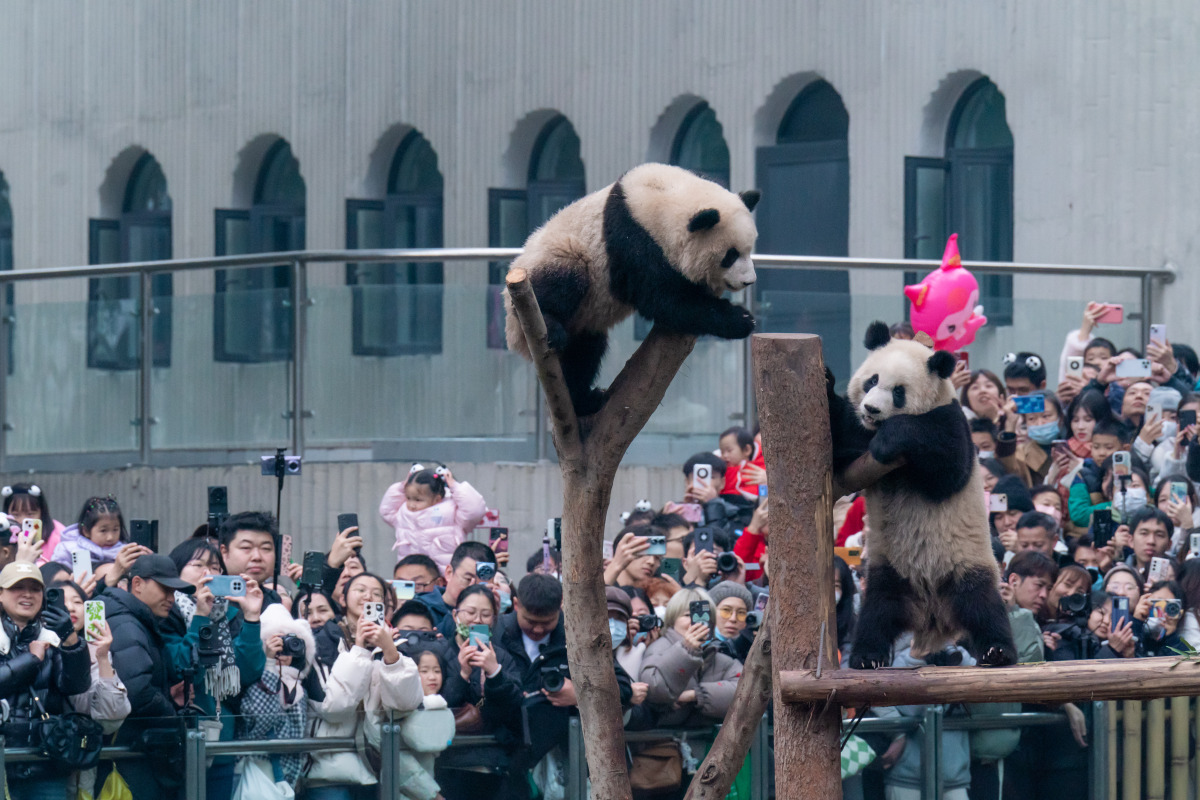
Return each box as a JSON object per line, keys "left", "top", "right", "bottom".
{"left": 6, "top": 774, "right": 68, "bottom": 800}
{"left": 305, "top": 785, "right": 378, "bottom": 800}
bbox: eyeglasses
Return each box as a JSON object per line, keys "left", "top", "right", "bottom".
{"left": 717, "top": 606, "right": 747, "bottom": 622}
{"left": 456, "top": 607, "right": 495, "bottom": 623}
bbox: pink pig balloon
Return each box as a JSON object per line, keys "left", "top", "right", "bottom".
{"left": 904, "top": 234, "right": 987, "bottom": 351}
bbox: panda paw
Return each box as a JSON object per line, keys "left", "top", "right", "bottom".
{"left": 848, "top": 650, "right": 890, "bottom": 670}
{"left": 707, "top": 307, "right": 756, "bottom": 340}
{"left": 571, "top": 388, "right": 607, "bottom": 418}
{"left": 977, "top": 643, "right": 1017, "bottom": 667}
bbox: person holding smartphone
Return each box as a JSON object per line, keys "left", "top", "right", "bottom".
{"left": 604, "top": 525, "right": 662, "bottom": 589}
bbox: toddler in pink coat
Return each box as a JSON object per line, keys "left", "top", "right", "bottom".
{"left": 379, "top": 464, "right": 487, "bottom": 571}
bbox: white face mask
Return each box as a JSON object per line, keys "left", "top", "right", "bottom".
{"left": 978, "top": 451, "right": 995, "bottom": 461}
{"left": 1117, "top": 487, "right": 1149, "bottom": 515}
{"left": 653, "top": 605, "right": 667, "bottom": 621}
{"left": 834, "top": 589, "right": 842, "bottom": 604}
{"left": 1162, "top": 421, "right": 1179, "bottom": 443}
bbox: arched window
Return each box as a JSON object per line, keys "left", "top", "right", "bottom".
{"left": 905, "top": 78, "right": 1013, "bottom": 325}
{"left": 754, "top": 79, "right": 851, "bottom": 382}
{"left": 87, "top": 153, "right": 173, "bottom": 370}
{"left": 345, "top": 130, "right": 444, "bottom": 355}
{"left": 214, "top": 139, "right": 306, "bottom": 362}
{"left": 487, "top": 114, "right": 586, "bottom": 348}
{"left": 670, "top": 102, "right": 731, "bottom": 188}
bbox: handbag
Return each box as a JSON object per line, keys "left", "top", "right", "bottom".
{"left": 453, "top": 700, "right": 485, "bottom": 734}
{"left": 629, "top": 741, "right": 683, "bottom": 792}
{"left": 232, "top": 758, "right": 295, "bottom": 800}
{"left": 840, "top": 734, "right": 877, "bottom": 779}
{"left": 97, "top": 765, "right": 133, "bottom": 800}
{"left": 30, "top": 694, "right": 105, "bottom": 770}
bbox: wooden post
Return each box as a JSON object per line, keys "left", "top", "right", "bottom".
{"left": 752, "top": 333, "right": 842, "bottom": 800}
{"left": 1169, "top": 697, "right": 1187, "bottom": 800}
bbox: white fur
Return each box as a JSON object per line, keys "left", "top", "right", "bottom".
{"left": 0, "top": 623, "right": 59, "bottom": 654}
{"left": 847, "top": 338, "right": 955, "bottom": 430}
{"left": 259, "top": 603, "right": 317, "bottom": 678}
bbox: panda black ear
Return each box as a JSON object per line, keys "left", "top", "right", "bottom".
{"left": 928, "top": 350, "right": 956, "bottom": 379}
{"left": 863, "top": 321, "right": 891, "bottom": 351}
{"left": 739, "top": 190, "right": 761, "bottom": 212}
{"left": 687, "top": 209, "right": 721, "bottom": 232}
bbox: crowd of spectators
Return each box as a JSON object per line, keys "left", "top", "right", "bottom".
{"left": 0, "top": 300, "right": 1196, "bottom": 800}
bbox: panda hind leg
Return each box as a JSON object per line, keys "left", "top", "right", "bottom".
{"left": 560, "top": 331, "right": 609, "bottom": 417}
{"left": 848, "top": 561, "right": 913, "bottom": 670}
{"left": 942, "top": 566, "right": 1017, "bottom": 667}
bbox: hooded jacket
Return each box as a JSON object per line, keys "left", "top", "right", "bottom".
{"left": 639, "top": 628, "right": 741, "bottom": 727}
{"left": 379, "top": 480, "right": 487, "bottom": 571}
{"left": 50, "top": 524, "right": 129, "bottom": 569}
{"left": 0, "top": 612, "right": 91, "bottom": 745}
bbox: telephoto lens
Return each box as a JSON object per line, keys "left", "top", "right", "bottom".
{"left": 717, "top": 552, "right": 739, "bottom": 573}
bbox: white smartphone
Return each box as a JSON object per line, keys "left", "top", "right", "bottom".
{"left": 1189, "top": 533, "right": 1200, "bottom": 560}
{"left": 602, "top": 540, "right": 614, "bottom": 560}
{"left": 692, "top": 463, "right": 713, "bottom": 493}
{"left": 1150, "top": 324, "right": 1168, "bottom": 346}
{"left": 390, "top": 580, "right": 415, "bottom": 602}
{"left": 19, "top": 518, "right": 42, "bottom": 546}
{"left": 1066, "top": 356, "right": 1084, "bottom": 378}
{"left": 363, "top": 601, "right": 385, "bottom": 624}
{"left": 1114, "top": 358, "right": 1153, "bottom": 379}
{"left": 71, "top": 550, "right": 93, "bottom": 581}
{"left": 84, "top": 600, "right": 105, "bottom": 643}
{"left": 988, "top": 494, "right": 1009, "bottom": 513}
{"left": 1146, "top": 402, "right": 1163, "bottom": 426}
{"left": 1113, "top": 450, "right": 1132, "bottom": 477}
{"left": 1149, "top": 556, "right": 1170, "bottom": 583}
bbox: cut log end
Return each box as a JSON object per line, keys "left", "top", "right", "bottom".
{"left": 506, "top": 267, "right": 528, "bottom": 286}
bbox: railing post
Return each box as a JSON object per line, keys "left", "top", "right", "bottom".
{"left": 1091, "top": 700, "right": 1110, "bottom": 800}
{"left": 291, "top": 258, "right": 306, "bottom": 457}
{"left": 749, "top": 715, "right": 771, "bottom": 800}
{"left": 185, "top": 729, "right": 207, "bottom": 800}
{"left": 379, "top": 715, "right": 399, "bottom": 799}
{"left": 1123, "top": 700, "right": 1142, "bottom": 800}
{"left": 921, "top": 706, "right": 943, "bottom": 800}
{"left": 567, "top": 716, "right": 587, "bottom": 800}
{"left": 1141, "top": 273, "right": 1154, "bottom": 349}
{"left": 139, "top": 269, "right": 153, "bottom": 464}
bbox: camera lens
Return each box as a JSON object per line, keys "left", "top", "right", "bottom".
{"left": 541, "top": 667, "right": 565, "bottom": 694}
{"left": 636, "top": 614, "right": 661, "bottom": 631}
{"left": 198, "top": 625, "right": 214, "bottom": 644}
{"left": 717, "top": 552, "right": 738, "bottom": 573}
{"left": 281, "top": 634, "right": 305, "bottom": 656}
{"left": 286, "top": 457, "right": 302, "bottom": 474}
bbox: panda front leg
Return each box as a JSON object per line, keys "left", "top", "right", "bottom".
{"left": 638, "top": 287, "right": 755, "bottom": 340}
{"left": 560, "top": 331, "right": 609, "bottom": 417}
{"left": 849, "top": 560, "right": 914, "bottom": 670}
{"left": 941, "top": 567, "right": 1017, "bottom": 667}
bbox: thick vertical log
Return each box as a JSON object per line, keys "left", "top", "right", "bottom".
{"left": 752, "top": 333, "right": 842, "bottom": 800}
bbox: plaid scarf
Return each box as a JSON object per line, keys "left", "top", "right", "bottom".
{"left": 239, "top": 665, "right": 307, "bottom": 784}
{"left": 175, "top": 591, "right": 241, "bottom": 703}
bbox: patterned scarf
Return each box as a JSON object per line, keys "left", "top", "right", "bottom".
{"left": 175, "top": 591, "right": 241, "bottom": 703}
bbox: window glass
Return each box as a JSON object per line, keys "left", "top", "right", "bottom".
{"left": 670, "top": 103, "right": 731, "bottom": 188}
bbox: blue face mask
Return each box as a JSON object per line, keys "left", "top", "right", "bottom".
{"left": 608, "top": 619, "right": 627, "bottom": 649}
{"left": 712, "top": 627, "right": 729, "bottom": 642}
{"left": 632, "top": 631, "right": 650, "bottom": 646}
{"left": 498, "top": 590, "right": 512, "bottom": 613}
{"left": 1028, "top": 420, "right": 1060, "bottom": 446}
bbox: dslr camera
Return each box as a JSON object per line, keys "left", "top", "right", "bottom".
{"left": 636, "top": 614, "right": 662, "bottom": 632}
{"left": 717, "top": 552, "right": 739, "bottom": 574}
{"left": 280, "top": 634, "right": 306, "bottom": 658}
{"left": 197, "top": 625, "right": 223, "bottom": 667}
{"left": 540, "top": 663, "right": 569, "bottom": 694}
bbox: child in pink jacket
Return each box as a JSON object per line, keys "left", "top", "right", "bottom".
{"left": 379, "top": 465, "right": 487, "bottom": 571}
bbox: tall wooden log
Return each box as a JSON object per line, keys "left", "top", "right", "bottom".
{"left": 752, "top": 334, "right": 843, "bottom": 800}
{"left": 780, "top": 658, "right": 1200, "bottom": 707}
{"left": 506, "top": 268, "right": 696, "bottom": 800}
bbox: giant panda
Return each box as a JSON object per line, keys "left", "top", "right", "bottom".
{"left": 830, "top": 321, "right": 1016, "bottom": 668}
{"left": 504, "top": 163, "right": 760, "bottom": 416}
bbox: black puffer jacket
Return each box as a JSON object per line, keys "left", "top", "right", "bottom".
{"left": 0, "top": 612, "right": 91, "bottom": 746}
{"left": 104, "top": 587, "right": 179, "bottom": 743}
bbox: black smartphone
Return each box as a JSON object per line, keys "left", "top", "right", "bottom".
{"left": 1092, "top": 508, "right": 1115, "bottom": 549}
{"left": 337, "top": 513, "right": 359, "bottom": 534}
{"left": 129, "top": 519, "right": 158, "bottom": 552}
{"left": 695, "top": 527, "right": 714, "bottom": 553}
{"left": 301, "top": 551, "right": 325, "bottom": 588}
{"left": 44, "top": 586, "right": 66, "bottom": 613}
{"left": 488, "top": 527, "right": 509, "bottom": 554}
{"left": 1182, "top": 409, "right": 1198, "bottom": 432}
{"left": 207, "top": 486, "right": 228, "bottom": 516}
{"left": 1112, "top": 596, "right": 1131, "bottom": 631}
{"left": 660, "top": 557, "right": 683, "bottom": 582}
{"left": 689, "top": 601, "right": 711, "bottom": 627}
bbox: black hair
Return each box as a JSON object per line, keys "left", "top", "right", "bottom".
{"left": 450, "top": 541, "right": 496, "bottom": 571}
{"left": 49, "top": 579, "right": 89, "bottom": 607}
{"left": 621, "top": 585, "right": 649, "bottom": 606}
{"left": 1005, "top": 550, "right": 1058, "bottom": 582}
{"left": 1154, "top": 474, "right": 1199, "bottom": 507}
{"left": 719, "top": 426, "right": 754, "bottom": 451}
{"left": 682, "top": 452, "right": 726, "bottom": 478}
{"left": 1147, "top": 579, "right": 1183, "bottom": 600}
{"left": 1003, "top": 352, "right": 1047, "bottom": 387}
{"left": 979, "top": 458, "right": 1008, "bottom": 479}
{"left": 1029, "top": 483, "right": 1059, "bottom": 501}
{"left": 76, "top": 496, "right": 127, "bottom": 544}
{"left": 293, "top": 588, "right": 341, "bottom": 620}
{"left": 342, "top": 571, "right": 395, "bottom": 617}
{"left": 1117, "top": 347, "right": 1143, "bottom": 359}
{"left": 1127, "top": 506, "right": 1174, "bottom": 536}
{"left": 969, "top": 418, "right": 999, "bottom": 439}
{"left": 455, "top": 583, "right": 499, "bottom": 614}
{"left": 39, "top": 562, "right": 70, "bottom": 586}
{"left": 1066, "top": 389, "right": 1116, "bottom": 433}
{"left": 168, "top": 538, "right": 226, "bottom": 576}
{"left": 833, "top": 556, "right": 856, "bottom": 646}
{"left": 405, "top": 468, "right": 447, "bottom": 500}
{"left": 516, "top": 573, "right": 563, "bottom": 616}
{"left": 650, "top": 513, "right": 689, "bottom": 532}
{"left": 889, "top": 321, "right": 914, "bottom": 338}
{"left": 1084, "top": 337, "right": 1117, "bottom": 359}
{"left": 624, "top": 510, "right": 656, "bottom": 527}
{"left": 526, "top": 546, "right": 562, "bottom": 574}
{"left": 1016, "top": 510, "right": 1058, "bottom": 535}
{"left": 1092, "top": 417, "right": 1130, "bottom": 443}
{"left": 218, "top": 511, "right": 278, "bottom": 548}
{"left": 1173, "top": 344, "right": 1200, "bottom": 377}
{"left": 960, "top": 370, "right": 1007, "bottom": 413}
{"left": 3, "top": 484, "right": 52, "bottom": 531}
{"left": 395, "top": 554, "right": 440, "bottom": 581}
{"left": 392, "top": 599, "right": 436, "bottom": 628}
{"left": 612, "top": 524, "right": 653, "bottom": 551}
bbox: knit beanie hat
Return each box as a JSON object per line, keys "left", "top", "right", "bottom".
{"left": 992, "top": 475, "right": 1034, "bottom": 513}
{"left": 707, "top": 580, "right": 753, "bottom": 609}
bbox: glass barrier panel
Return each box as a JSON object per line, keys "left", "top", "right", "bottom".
{"left": 7, "top": 277, "right": 139, "bottom": 455}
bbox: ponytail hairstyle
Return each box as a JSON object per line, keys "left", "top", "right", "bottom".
{"left": 76, "top": 496, "right": 128, "bottom": 543}
{"left": 2, "top": 484, "right": 52, "bottom": 530}
{"left": 405, "top": 463, "right": 448, "bottom": 500}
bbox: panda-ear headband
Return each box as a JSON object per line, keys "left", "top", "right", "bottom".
{"left": 1003, "top": 353, "right": 1044, "bottom": 373}
{"left": 0, "top": 485, "right": 40, "bottom": 499}
{"left": 634, "top": 499, "right": 652, "bottom": 513}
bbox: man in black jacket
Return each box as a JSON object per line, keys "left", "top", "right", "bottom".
{"left": 100, "top": 554, "right": 195, "bottom": 797}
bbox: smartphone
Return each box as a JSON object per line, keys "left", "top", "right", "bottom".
{"left": 1182, "top": 410, "right": 1198, "bottom": 431}
{"left": 468, "top": 624, "right": 491, "bottom": 649}
{"left": 1150, "top": 324, "right": 1168, "bottom": 346}
{"left": 20, "top": 518, "right": 41, "bottom": 545}
{"left": 362, "top": 602, "right": 385, "bottom": 625}
{"left": 281, "top": 534, "right": 293, "bottom": 566}
{"left": 207, "top": 486, "right": 228, "bottom": 517}
{"left": 541, "top": 537, "right": 557, "bottom": 576}
{"left": 84, "top": 600, "right": 105, "bottom": 643}
{"left": 746, "top": 591, "right": 769, "bottom": 628}
{"left": 954, "top": 351, "right": 969, "bottom": 370}
{"left": 300, "top": 551, "right": 324, "bottom": 588}
{"left": 1171, "top": 482, "right": 1189, "bottom": 505}
{"left": 1066, "top": 356, "right": 1084, "bottom": 378}
{"left": 488, "top": 527, "right": 509, "bottom": 554}
{"left": 692, "top": 463, "right": 713, "bottom": 494}
{"left": 602, "top": 540, "right": 614, "bottom": 560}
{"left": 758, "top": 485, "right": 768, "bottom": 499}
{"left": 1149, "top": 557, "right": 1171, "bottom": 584}
{"left": 337, "top": 513, "right": 359, "bottom": 535}
{"left": 988, "top": 494, "right": 1009, "bottom": 513}
{"left": 1114, "top": 358, "right": 1153, "bottom": 379}
{"left": 660, "top": 557, "right": 683, "bottom": 582}
{"left": 44, "top": 586, "right": 65, "bottom": 613}
{"left": 129, "top": 519, "right": 158, "bottom": 552}
{"left": 645, "top": 536, "right": 667, "bottom": 556}
{"left": 678, "top": 503, "right": 704, "bottom": 524}
{"left": 1112, "top": 450, "right": 1132, "bottom": 477}
{"left": 1051, "top": 439, "right": 1071, "bottom": 458}
{"left": 547, "top": 518, "right": 562, "bottom": 551}
{"left": 208, "top": 575, "right": 246, "bottom": 597}
{"left": 1145, "top": 402, "right": 1163, "bottom": 426}
{"left": 1096, "top": 304, "right": 1124, "bottom": 325}
{"left": 391, "top": 580, "right": 416, "bottom": 601}
{"left": 1112, "top": 596, "right": 1131, "bottom": 631}
{"left": 475, "top": 561, "right": 496, "bottom": 582}
{"left": 71, "top": 550, "right": 93, "bottom": 582}
{"left": 1092, "top": 508, "right": 1115, "bottom": 548}
{"left": 1012, "top": 394, "right": 1046, "bottom": 415}
{"left": 694, "top": 527, "right": 714, "bottom": 553}
{"left": 1190, "top": 533, "right": 1200, "bottom": 560}
{"left": 689, "top": 600, "right": 711, "bottom": 627}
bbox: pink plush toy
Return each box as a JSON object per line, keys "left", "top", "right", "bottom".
{"left": 904, "top": 234, "right": 987, "bottom": 351}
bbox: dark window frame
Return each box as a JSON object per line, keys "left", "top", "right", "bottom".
{"left": 486, "top": 188, "right": 529, "bottom": 350}
{"left": 669, "top": 102, "right": 731, "bottom": 189}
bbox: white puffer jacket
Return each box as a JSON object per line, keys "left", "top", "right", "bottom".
{"left": 305, "top": 633, "right": 424, "bottom": 786}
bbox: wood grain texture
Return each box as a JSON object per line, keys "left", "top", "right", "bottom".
{"left": 780, "top": 658, "right": 1200, "bottom": 707}
{"left": 752, "top": 333, "right": 842, "bottom": 800}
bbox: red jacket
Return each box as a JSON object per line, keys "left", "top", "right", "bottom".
{"left": 734, "top": 529, "right": 767, "bottom": 582}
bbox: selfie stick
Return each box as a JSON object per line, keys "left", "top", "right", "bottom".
{"left": 271, "top": 448, "right": 288, "bottom": 587}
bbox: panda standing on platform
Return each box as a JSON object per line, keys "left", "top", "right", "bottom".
{"left": 504, "top": 163, "right": 760, "bottom": 417}
{"left": 830, "top": 321, "right": 1016, "bottom": 669}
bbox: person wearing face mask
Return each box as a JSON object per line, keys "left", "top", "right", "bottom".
{"left": 997, "top": 392, "right": 1067, "bottom": 487}
{"left": 708, "top": 581, "right": 753, "bottom": 662}
{"left": 1133, "top": 387, "right": 1185, "bottom": 483}
{"left": 603, "top": 587, "right": 653, "bottom": 731}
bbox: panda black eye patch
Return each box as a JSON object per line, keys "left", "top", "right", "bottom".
{"left": 892, "top": 385, "right": 906, "bottom": 409}
{"left": 863, "top": 374, "right": 879, "bottom": 392}
{"left": 720, "top": 248, "right": 739, "bottom": 270}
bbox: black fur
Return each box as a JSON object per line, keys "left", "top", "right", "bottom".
{"left": 827, "top": 368, "right": 873, "bottom": 475}
{"left": 868, "top": 401, "right": 975, "bottom": 502}
{"left": 604, "top": 182, "right": 755, "bottom": 340}
{"left": 529, "top": 267, "right": 589, "bottom": 352}
{"left": 687, "top": 208, "right": 721, "bottom": 232}
{"left": 848, "top": 561, "right": 914, "bottom": 670}
{"left": 560, "top": 331, "right": 609, "bottom": 417}
{"left": 864, "top": 321, "right": 891, "bottom": 350}
{"left": 927, "top": 350, "right": 956, "bottom": 379}
{"left": 739, "top": 190, "right": 760, "bottom": 212}
{"left": 940, "top": 566, "right": 1017, "bottom": 666}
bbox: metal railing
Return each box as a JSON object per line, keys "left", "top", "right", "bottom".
{"left": 0, "top": 248, "right": 1173, "bottom": 472}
